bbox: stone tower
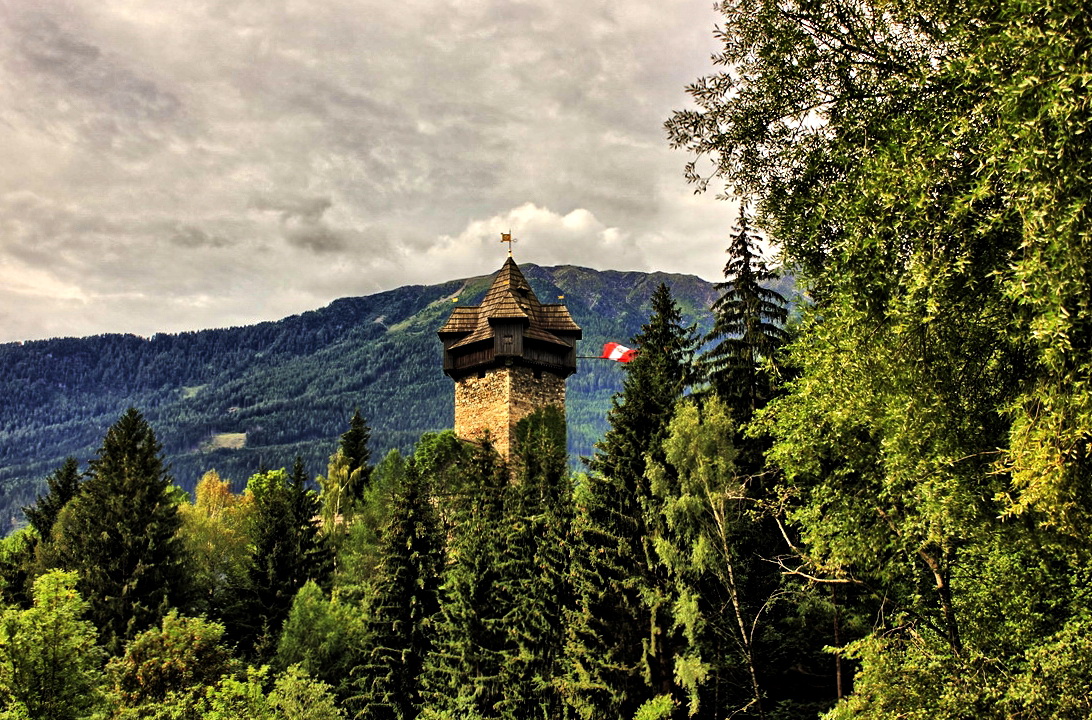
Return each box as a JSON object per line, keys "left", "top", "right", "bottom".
{"left": 438, "top": 256, "right": 581, "bottom": 458}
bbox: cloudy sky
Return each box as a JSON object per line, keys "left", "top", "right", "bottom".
{"left": 0, "top": 0, "right": 737, "bottom": 343}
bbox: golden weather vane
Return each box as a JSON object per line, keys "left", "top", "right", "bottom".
{"left": 500, "top": 231, "right": 516, "bottom": 256}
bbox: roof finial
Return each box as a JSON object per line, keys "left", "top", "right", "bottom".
{"left": 500, "top": 231, "right": 515, "bottom": 257}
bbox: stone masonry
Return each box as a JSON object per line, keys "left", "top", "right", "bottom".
{"left": 439, "top": 254, "right": 580, "bottom": 461}
{"left": 454, "top": 364, "right": 565, "bottom": 459}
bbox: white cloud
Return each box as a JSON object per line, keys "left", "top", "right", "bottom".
{"left": 422, "top": 203, "right": 645, "bottom": 278}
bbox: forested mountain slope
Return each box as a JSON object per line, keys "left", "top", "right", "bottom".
{"left": 0, "top": 264, "right": 726, "bottom": 532}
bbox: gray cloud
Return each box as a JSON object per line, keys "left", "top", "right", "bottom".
{"left": 5, "top": 7, "right": 186, "bottom": 154}
{"left": 169, "top": 225, "right": 230, "bottom": 249}
{"left": 0, "top": 0, "right": 737, "bottom": 343}
{"left": 284, "top": 225, "right": 348, "bottom": 254}
{"left": 248, "top": 194, "right": 352, "bottom": 254}
{"left": 249, "top": 194, "right": 334, "bottom": 223}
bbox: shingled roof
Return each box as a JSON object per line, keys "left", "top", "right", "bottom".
{"left": 438, "top": 257, "right": 581, "bottom": 350}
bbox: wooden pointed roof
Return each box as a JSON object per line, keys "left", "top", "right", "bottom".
{"left": 438, "top": 257, "right": 581, "bottom": 350}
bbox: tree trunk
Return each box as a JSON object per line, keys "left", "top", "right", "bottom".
{"left": 832, "top": 584, "right": 843, "bottom": 699}
{"left": 919, "top": 547, "right": 961, "bottom": 656}
{"left": 713, "top": 499, "right": 765, "bottom": 719}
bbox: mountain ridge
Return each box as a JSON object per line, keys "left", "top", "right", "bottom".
{"left": 1, "top": 264, "right": 724, "bottom": 532}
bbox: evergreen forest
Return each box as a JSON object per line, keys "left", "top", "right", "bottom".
{"left": 2, "top": 0, "right": 1091, "bottom": 717}
{"left": 0, "top": 265, "right": 725, "bottom": 533}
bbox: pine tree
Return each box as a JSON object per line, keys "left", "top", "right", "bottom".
{"left": 23, "top": 457, "right": 83, "bottom": 542}
{"left": 589, "top": 282, "right": 697, "bottom": 484}
{"left": 420, "top": 442, "right": 510, "bottom": 720}
{"left": 340, "top": 409, "right": 374, "bottom": 501}
{"left": 692, "top": 210, "right": 804, "bottom": 718}
{"left": 242, "top": 463, "right": 331, "bottom": 659}
{"left": 495, "top": 407, "right": 572, "bottom": 720}
{"left": 353, "top": 460, "right": 443, "bottom": 720}
{"left": 50, "top": 408, "right": 189, "bottom": 654}
{"left": 0, "top": 458, "right": 81, "bottom": 608}
{"left": 332, "top": 449, "right": 407, "bottom": 604}
{"left": 567, "top": 285, "right": 698, "bottom": 719}
{"left": 701, "top": 205, "right": 788, "bottom": 420}
{"left": 16, "top": 458, "right": 86, "bottom": 605}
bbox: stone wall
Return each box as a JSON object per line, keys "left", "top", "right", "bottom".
{"left": 454, "top": 364, "right": 566, "bottom": 459}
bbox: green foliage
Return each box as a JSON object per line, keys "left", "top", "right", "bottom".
{"left": 589, "top": 282, "right": 698, "bottom": 484}
{"left": 669, "top": 0, "right": 1092, "bottom": 714}
{"left": 701, "top": 205, "right": 789, "bottom": 417}
{"left": 652, "top": 399, "right": 839, "bottom": 718}
{"left": 0, "top": 570, "right": 104, "bottom": 720}
{"left": 49, "top": 408, "right": 189, "bottom": 654}
{"left": 275, "top": 581, "right": 368, "bottom": 703}
{"left": 267, "top": 665, "right": 345, "bottom": 720}
{"left": 178, "top": 470, "right": 252, "bottom": 621}
{"left": 331, "top": 449, "right": 405, "bottom": 603}
{"left": 339, "top": 409, "right": 374, "bottom": 498}
{"left": 823, "top": 633, "right": 984, "bottom": 720}
{"left": 421, "top": 442, "right": 509, "bottom": 719}
{"left": 633, "top": 695, "right": 676, "bottom": 720}
{"left": 199, "top": 664, "right": 344, "bottom": 720}
{"left": 0, "top": 532, "right": 35, "bottom": 609}
{"left": 418, "top": 419, "right": 574, "bottom": 720}
{"left": 105, "top": 611, "right": 240, "bottom": 717}
{"left": 1003, "top": 611, "right": 1092, "bottom": 719}
{"left": 2, "top": 266, "right": 717, "bottom": 526}
{"left": 650, "top": 399, "right": 750, "bottom": 715}
{"left": 22, "top": 458, "right": 82, "bottom": 544}
{"left": 567, "top": 284, "right": 698, "bottom": 719}
{"left": 200, "top": 666, "right": 275, "bottom": 720}
{"left": 242, "top": 467, "right": 331, "bottom": 659}
{"left": 353, "top": 460, "right": 443, "bottom": 720}
{"left": 317, "top": 452, "right": 356, "bottom": 536}
{"left": 493, "top": 408, "right": 573, "bottom": 719}
{"left": 318, "top": 411, "right": 375, "bottom": 544}
{"left": 412, "top": 432, "right": 474, "bottom": 534}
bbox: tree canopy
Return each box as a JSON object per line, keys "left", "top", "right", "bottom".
{"left": 50, "top": 408, "right": 189, "bottom": 654}
{"left": 668, "top": 0, "right": 1092, "bottom": 715}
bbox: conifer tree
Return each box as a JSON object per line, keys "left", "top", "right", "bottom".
{"left": 0, "top": 457, "right": 78, "bottom": 607}
{"left": 332, "top": 449, "right": 406, "bottom": 604}
{"left": 50, "top": 408, "right": 189, "bottom": 654}
{"left": 242, "top": 462, "right": 331, "bottom": 659}
{"left": 420, "top": 441, "right": 509, "bottom": 720}
{"left": 340, "top": 409, "right": 374, "bottom": 501}
{"left": 23, "top": 457, "right": 83, "bottom": 543}
{"left": 353, "top": 460, "right": 443, "bottom": 720}
{"left": 589, "top": 283, "right": 697, "bottom": 484}
{"left": 567, "top": 285, "right": 698, "bottom": 719}
{"left": 495, "top": 407, "right": 572, "bottom": 720}
{"left": 701, "top": 205, "right": 788, "bottom": 420}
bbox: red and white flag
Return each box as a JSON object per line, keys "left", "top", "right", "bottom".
{"left": 600, "top": 342, "right": 637, "bottom": 363}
